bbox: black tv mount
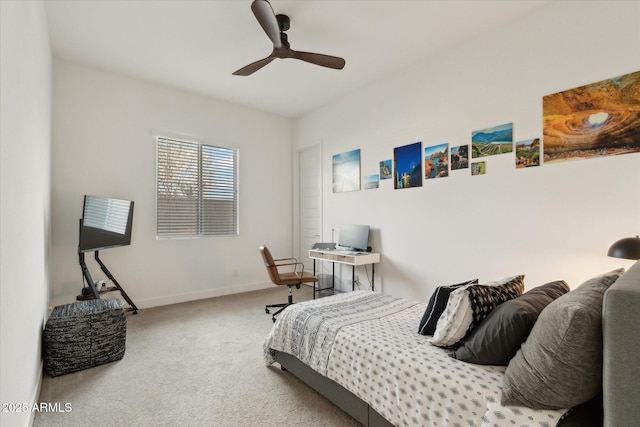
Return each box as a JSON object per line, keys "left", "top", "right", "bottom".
{"left": 78, "top": 250, "right": 138, "bottom": 314}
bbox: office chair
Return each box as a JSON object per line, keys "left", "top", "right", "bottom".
{"left": 260, "top": 245, "right": 318, "bottom": 322}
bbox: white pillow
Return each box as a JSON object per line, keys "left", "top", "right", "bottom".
{"left": 429, "top": 285, "right": 473, "bottom": 347}
{"left": 430, "top": 275, "right": 525, "bottom": 348}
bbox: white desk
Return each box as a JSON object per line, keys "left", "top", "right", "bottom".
{"left": 309, "top": 249, "right": 380, "bottom": 298}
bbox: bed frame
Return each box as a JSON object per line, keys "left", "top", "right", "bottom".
{"left": 274, "top": 261, "right": 640, "bottom": 427}
{"left": 275, "top": 350, "right": 392, "bottom": 427}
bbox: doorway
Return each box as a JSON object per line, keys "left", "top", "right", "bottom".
{"left": 298, "top": 145, "right": 321, "bottom": 273}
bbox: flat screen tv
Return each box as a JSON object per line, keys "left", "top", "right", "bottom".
{"left": 78, "top": 195, "right": 134, "bottom": 253}
{"left": 338, "top": 224, "right": 370, "bottom": 252}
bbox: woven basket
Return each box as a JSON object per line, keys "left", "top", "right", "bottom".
{"left": 43, "top": 299, "right": 126, "bottom": 377}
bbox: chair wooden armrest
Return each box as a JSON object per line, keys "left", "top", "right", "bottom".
{"left": 274, "top": 257, "right": 297, "bottom": 263}
{"left": 274, "top": 260, "right": 305, "bottom": 275}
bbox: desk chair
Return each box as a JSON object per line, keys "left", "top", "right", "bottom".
{"left": 260, "top": 245, "right": 318, "bottom": 322}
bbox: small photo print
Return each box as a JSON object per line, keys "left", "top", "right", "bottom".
{"left": 450, "top": 145, "right": 469, "bottom": 170}
{"left": 472, "top": 122, "right": 513, "bottom": 158}
{"left": 379, "top": 160, "right": 392, "bottom": 180}
{"left": 365, "top": 174, "right": 379, "bottom": 189}
{"left": 332, "top": 149, "right": 361, "bottom": 193}
{"left": 394, "top": 141, "right": 422, "bottom": 189}
{"left": 424, "top": 143, "right": 449, "bottom": 179}
{"left": 515, "top": 138, "right": 540, "bottom": 168}
{"left": 471, "top": 162, "right": 486, "bottom": 176}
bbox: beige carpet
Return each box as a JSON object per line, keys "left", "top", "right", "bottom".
{"left": 35, "top": 286, "right": 360, "bottom": 427}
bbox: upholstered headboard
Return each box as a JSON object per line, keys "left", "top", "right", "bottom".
{"left": 602, "top": 260, "right": 640, "bottom": 426}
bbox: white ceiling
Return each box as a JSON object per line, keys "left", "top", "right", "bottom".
{"left": 44, "top": 0, "right": 551, "bottom": 118}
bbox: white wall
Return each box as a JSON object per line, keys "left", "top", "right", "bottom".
{"left": 51, "top": 60, "right": 294, "bottom": 308}
{"left": 294, "top": 1, "right": 640, "bottom": 301}
{"left": 0, "top": 1, "right": 52, "bottom": 426}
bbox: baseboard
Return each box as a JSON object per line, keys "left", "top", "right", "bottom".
{"left": 49, "top": 282, "right": 275, "bottom": 311}
{"left": 28, "top": 360, "right": 44, "bottom": 427}
{"left": 133, "top": 281, "right": 274, "bottom": 309}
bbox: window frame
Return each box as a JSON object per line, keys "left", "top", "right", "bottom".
{"left": 155, "top": 135, "right": 239, "bottom": 239}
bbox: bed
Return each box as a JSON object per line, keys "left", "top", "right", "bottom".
{"left": 263, "top": 261, "right": 640, "bottom": 427}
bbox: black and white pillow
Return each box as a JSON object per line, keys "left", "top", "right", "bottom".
{"left": 466, "top": 277, "right": 524, "bottom": 331}
{"left": 418, "top": 279, "right": 478, "bottom": 335}
{"left": 430, "top": 275, "right": 524, "bottom": 348}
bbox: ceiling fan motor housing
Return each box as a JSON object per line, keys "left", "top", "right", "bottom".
{"left": 276, "top": 14, "right": 290, "bottom": 32}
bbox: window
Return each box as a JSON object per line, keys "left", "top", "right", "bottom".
{"left": 156, "top": 137, "right": 238, "bottom": 238}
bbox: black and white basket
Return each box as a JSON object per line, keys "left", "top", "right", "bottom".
{"left": 43, "top": 299, "right": 126, "bottom": 377}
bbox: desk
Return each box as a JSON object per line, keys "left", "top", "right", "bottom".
{"left": 309, "top": 250, "right": 380, "bottom": 298}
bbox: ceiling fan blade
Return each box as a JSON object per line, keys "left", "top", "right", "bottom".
{"left": 232, "top": 54, "right": 276, "bottom": 76}
{"left": 291, "top": 50, "right": 346, "bottom": 70}
{"left": 251, "top": 0, "right": 282, "bottom": 49}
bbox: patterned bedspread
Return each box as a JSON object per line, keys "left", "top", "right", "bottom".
{"left": 264, "top": 291, "right": 568, "bottom": 427}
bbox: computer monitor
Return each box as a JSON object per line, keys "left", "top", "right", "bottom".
{"left": 338, "top": 224, "right": 370, "bottom": 252}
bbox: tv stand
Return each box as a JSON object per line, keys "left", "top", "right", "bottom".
{"left": 77, "top": 250, "right": 138, "bottom": 314}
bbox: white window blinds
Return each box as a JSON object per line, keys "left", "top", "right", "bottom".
{"left": 156, "top": 137, "right": 238, "bottom": 238}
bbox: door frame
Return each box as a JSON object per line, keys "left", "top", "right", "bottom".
{"left": 294, "top": 144, "right": 322, "bottom": 272}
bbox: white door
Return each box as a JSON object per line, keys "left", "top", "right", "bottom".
{"left": 298, "top": 145, "right": 321, "bottom": 273}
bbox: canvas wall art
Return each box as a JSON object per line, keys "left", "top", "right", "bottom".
{"left": 472, "top": 123, "right": 513, "bottom": 158}
{"left": 543, "top": 71, "right": 640, "bottom": 163}
{"left": 365, "top": 174, "right": 379, "bottom": 189}
{"left": 424, "top": 143, "right": 449, "bottom": 179}
{"left": 394, "top": 142, "right": 422, "bottom": 189}
{"left": 332, "top": 149, "right": 361, "bottom": 193}
{"left": 471, "top": 162, "right": 486, "bottom": 176}
{"left": 515, "top": 138, "right": 540, "bottom": 168}
{"left": 450, "top": 145, "right": 469, "bottom": 170}
{"left": 380, "top": 160, "right": 392, "bottom": 180}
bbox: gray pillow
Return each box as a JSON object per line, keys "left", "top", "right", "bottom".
{"left": 453, "top": 280, "right": 570, "bottom": 365}
{"left": 501, "top": 268, "right": 625, "bottom": 410}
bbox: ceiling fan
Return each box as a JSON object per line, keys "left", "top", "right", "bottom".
{"left": 233, "top": 0, "right": 346, "bottom": 76}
